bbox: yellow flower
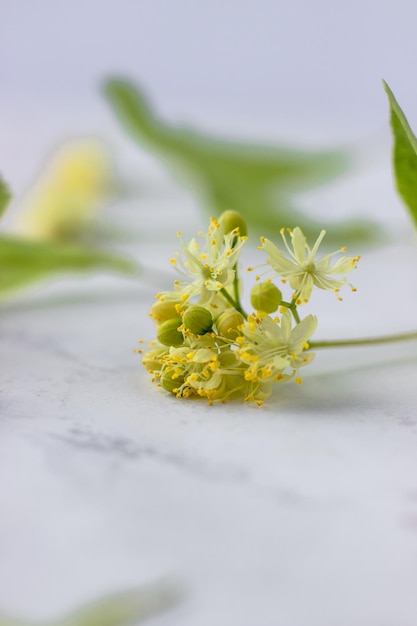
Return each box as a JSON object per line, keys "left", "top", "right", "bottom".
{"left": 159, "top": 217, "right": 247, "bottom": 308}
{"left": 17, "top": 139, "right": 114, "bottom": 241}
{"left": 238, "top": 310, "right": 317, "bottom": 389}
{"left": 262, "top": 227, "right": 359, "bottom": 304}
{"left": 143, "top": 332, "right": 247, "bottom": 404}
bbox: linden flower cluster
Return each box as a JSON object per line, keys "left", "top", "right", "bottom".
{"left": 140, "top": 211, "right": 359, "bottom": 405}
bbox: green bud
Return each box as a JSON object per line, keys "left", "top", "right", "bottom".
{"left": 157, "top": 318, "right": 183, "bottom": 347}
{"left": 150, "top": 300, "right": 181, "bottom": 324}
{"left": 250, "top": 282, "right": 282, "bottom": 313}
{"left": 182, "top": 305, "right": 213, "bottom": 335}
{"left": 215, "top": 309, "right": 245, "bottom": 340}
{"left": 161, "top": 369, "right": 184, "bottom": 394}
{"left": 218, "top": 210, "right": 247, "bottom": 237}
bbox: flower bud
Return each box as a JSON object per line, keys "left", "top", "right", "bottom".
{"left": 157, "top": 318, "right": 183, "bottom": 347}
{"left": 215, "top": 309, "right": 245, "bottom": 339}
{"left": 250, "top": 282, "right": 282, "bottom": 313}
{"left": 182, "top": 305, "right": 213, "bottom": 335}
{"left": 150, "top": 300, "right": 182, "bottom": 324}
{"left": 218, "top": 210, "right": 247, "bottom": 237}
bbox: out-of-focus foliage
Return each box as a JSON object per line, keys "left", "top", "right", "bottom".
{"left": 17, "top": 139, "right": 116, "bottom": 242}
{"left": 384, "top": 81, "right": 417, "bottom": 231}
{"left": 0, "top": 582, "right": 180, "bottom": 626}
{"left": 104, "top": 78, "right": 377, "bottom": 244}
{"left": 0, "top": 141, "right": 139, "bottom": 300}
{"left": 0, "top": 234, "right": 136, "bottom": 296}
{"left": 0, "top": 176, "right": 11, "bottom": 218}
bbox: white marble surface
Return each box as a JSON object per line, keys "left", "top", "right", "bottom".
{"left": 1, "top": 170, "right": 417, "bottom": 626}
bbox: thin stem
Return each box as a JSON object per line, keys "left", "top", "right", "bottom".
{"left": 280, "top": 300, "right": 300, "bottom": 324}
{"left": 232, "top": 263, "right": 240, "bottom": 307}
{"left": 220, "top": 287, "right": 247, "bottom": 317}
{"left": 310, "top": 330, "right": 417, "bottom": 350}
{"left": 218, "top": 263, "right": 248, "bottom": 318}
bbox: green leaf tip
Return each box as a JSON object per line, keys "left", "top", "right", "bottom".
{"left": 103, "top": 78, "right": 156, "bottom": 143}
{"left": 383, "top": 80, "right": 417, "bottom": 230}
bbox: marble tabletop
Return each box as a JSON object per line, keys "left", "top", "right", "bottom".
{"left": 2, "top": 154, "right": 417, "bottom": 626}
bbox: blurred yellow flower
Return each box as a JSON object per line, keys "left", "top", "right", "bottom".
{"left": 17, "top": 138, "right": 114, "bottom": 241}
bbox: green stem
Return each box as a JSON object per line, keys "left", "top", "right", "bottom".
{"left": 220, "top": 287, "right": 247, "bottom": 317}
{"left": 219, "top": 263, "right": 248, "bottom": 317}
{"left": 280, "top": 300, "right": 300, "bottom": 324}
{"left": 232, "top": 263, "right": 240, "bottom": 307}
{"left": 310, "top": 330, "right": 417, "bottom": 350}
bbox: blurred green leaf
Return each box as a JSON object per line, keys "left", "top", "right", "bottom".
{"left": 0, "top": 582, "right": 180, "bottom": 626}
{"left": 0, "top": 235, "right": 137, "bottom": 297}
{"left": 384, "top": 80, "right": 417, "bottom": 230}
{"left": 104, "top": 78, "right": 376, "bottom": 244}
{"left": 0, "top": 176, "right": 11, "bottom": 218}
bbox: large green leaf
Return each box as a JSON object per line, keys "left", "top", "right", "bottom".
{"left": 0, "top": 177, "right": 11, "bottom": 219}
{"left": 384, "top": 80, "right": 417, "bottom": 230}
{"left": 0, "top": 235, "right": 137, "bottom": 296}
{"left": 104, "top": 78, "right": 377, "bottom": 244}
